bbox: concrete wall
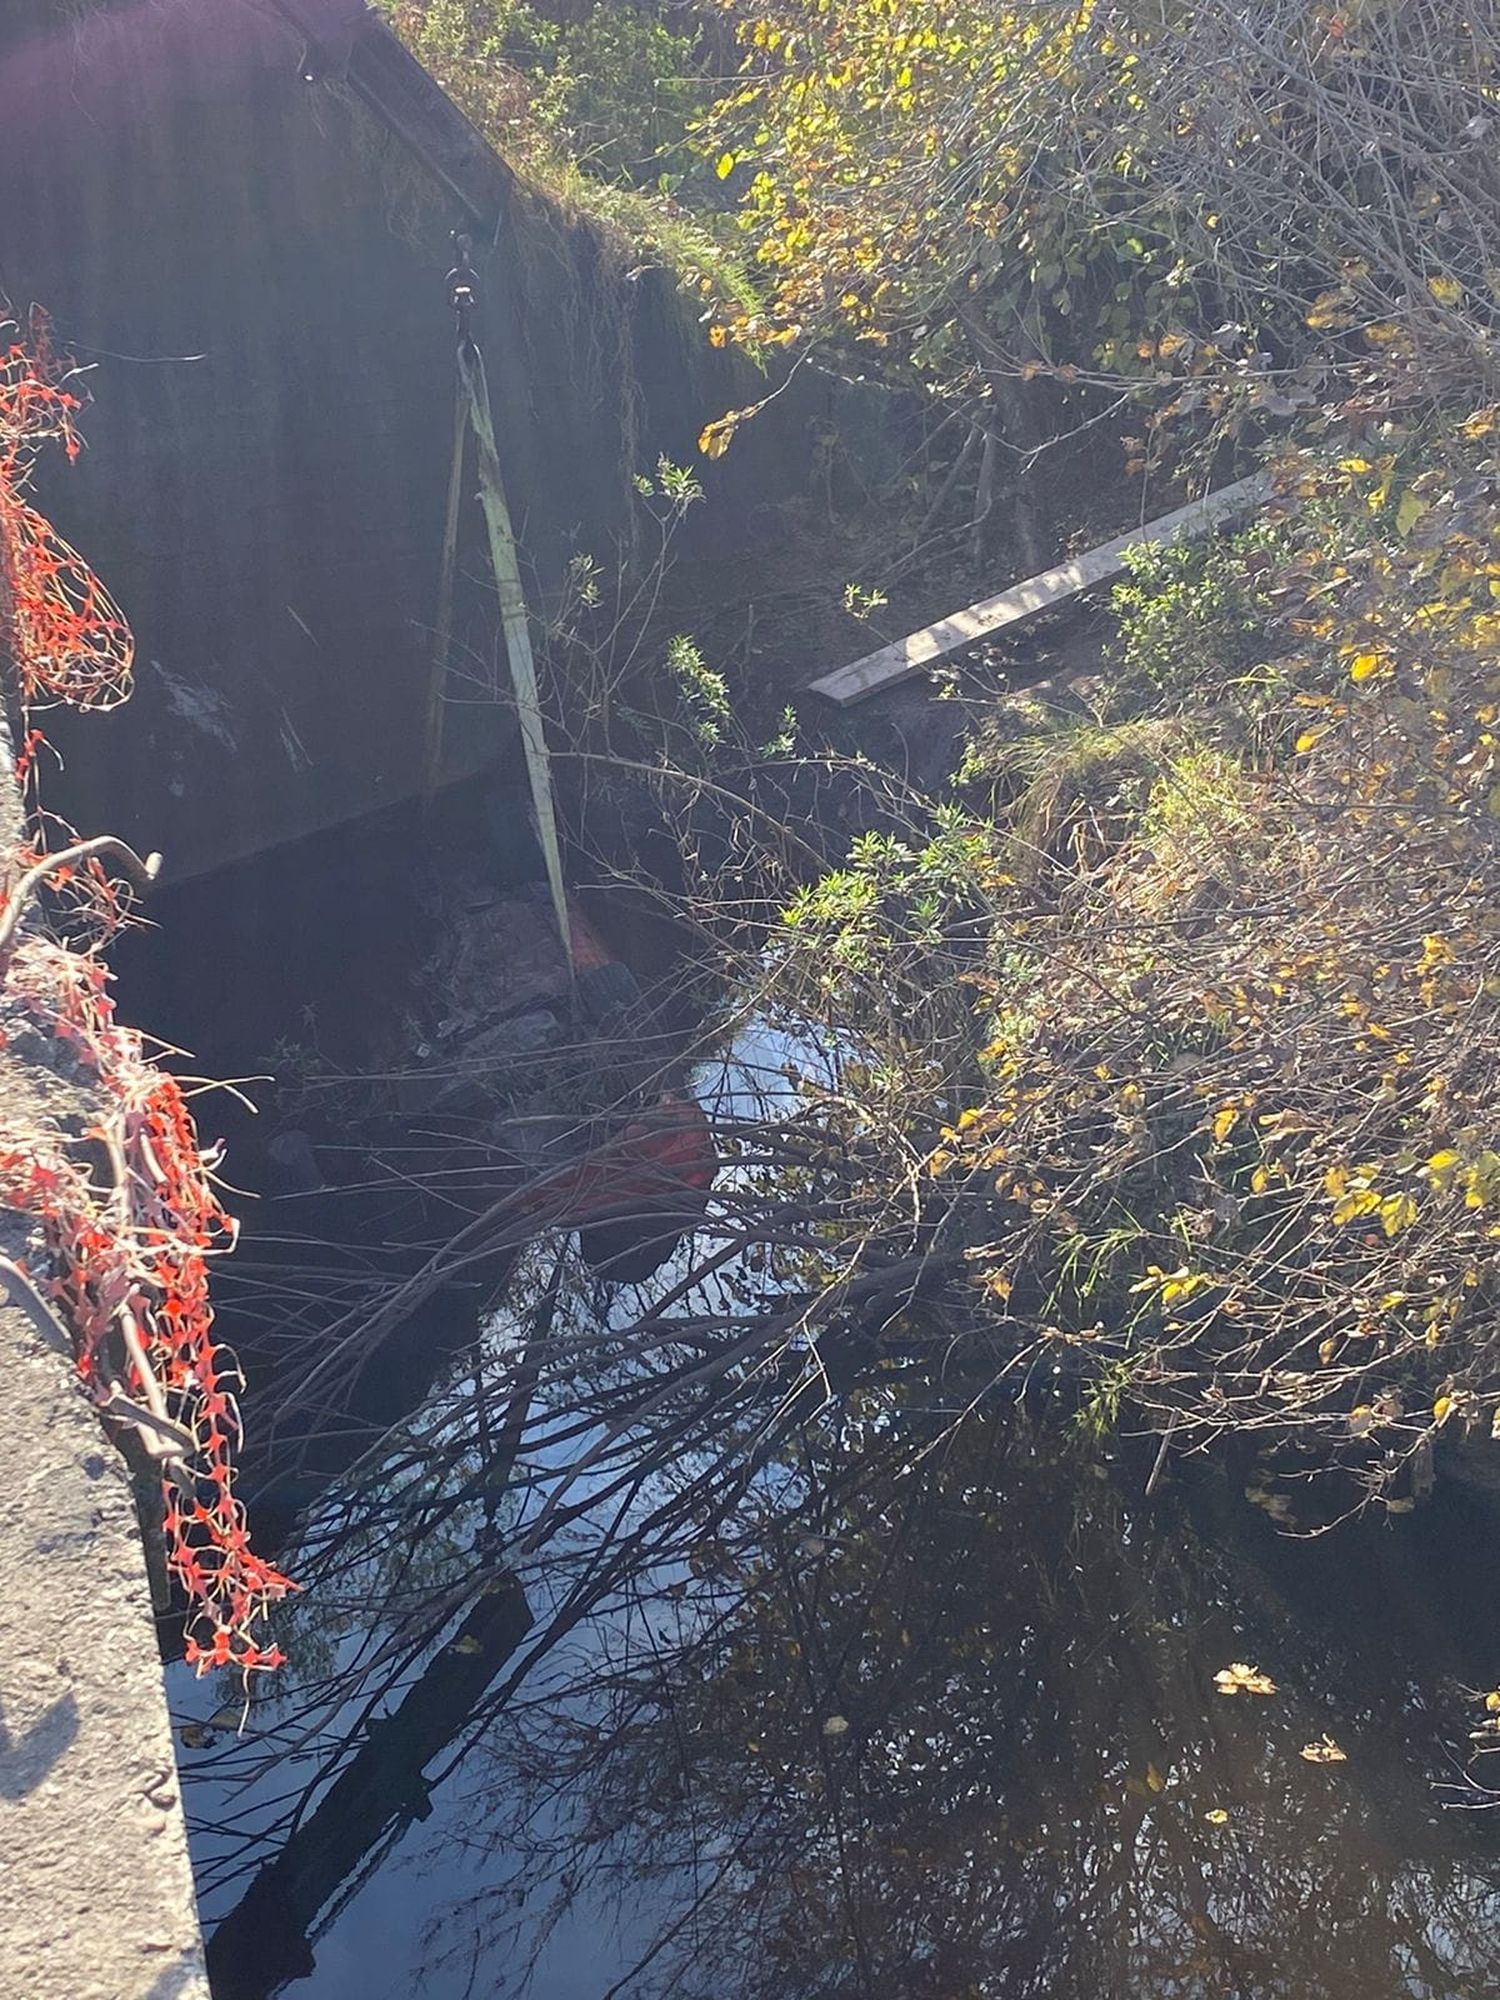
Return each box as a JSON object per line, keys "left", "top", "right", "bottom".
{"left": 0, "top": 0, "right": 873, "bottom": 882}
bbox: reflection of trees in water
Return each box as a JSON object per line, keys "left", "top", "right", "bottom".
{"left": 189, "top": 1019, "right": 1500, "bottom": 1998}
{"left": 434, "top": 1416, "right": 1500, "bottom": 2000}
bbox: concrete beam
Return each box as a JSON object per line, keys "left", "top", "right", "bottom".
{"left": 808, "top": 471, "right": 1274, "bottom": 705}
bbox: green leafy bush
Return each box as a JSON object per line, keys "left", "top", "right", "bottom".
{"left": 1110, "top": 525, "right": 1285, "bottom": 713}
{"left": 379, "top": 1, "right": 706, "bottom": 190}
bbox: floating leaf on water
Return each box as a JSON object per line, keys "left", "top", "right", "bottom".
{"left": 1299, "top": 1735, "right": 1347, "bottom": 1763}
{"left": 1245, "top": 1483, "right": 1293, "bottom": 1523}
{"left": 1204, "top": 1807, "right": 1231, "bottom": 1825}
{"left": 1214, "top": 1662, "right": 1278, "bottom": 1697}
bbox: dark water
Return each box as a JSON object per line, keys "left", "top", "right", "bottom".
{"left": 125, "top": 853, "right": 1500, "bottom": 2000}
{"left": 177, "top": 1287, "right": 1500, "bottom": 2000}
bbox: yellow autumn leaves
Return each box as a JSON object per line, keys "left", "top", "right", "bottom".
{"left": 1212, "top": 1667, "right": 1347, "bottom": 1762}
{"left": 1321, "top": 1146, "right": 1500, "bottom": 1238}
{"left": 1422, "top": 1146, "right": 1500, "bottom": 1211}
{"left": 1300, "top": 1735, "right": 1348, "bottom": 1764}
{"left": 798, "top": 401, "right": 1500, "bottom": 1507}
{"left": 698, "top": 401, "right": 768, "bottom": 459}
{"left": 1215, "top": 1662, "right": 1278, "bottom": 1696}
{"left": 1323, "top": 1165, "right": 1419, "bottom": 1237}
{"left": 1134, "top": 1667, "right": 1348, "bottom": 1826}
{"left": 1129, "top": 1264, "right": 1211, "bottom": 1310}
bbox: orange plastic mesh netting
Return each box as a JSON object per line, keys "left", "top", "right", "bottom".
{"left": 0, "top": 312, "right": 133, "bottom": 710}
{"left": 0, "top": 311, "right": 290, "bottom": 1674}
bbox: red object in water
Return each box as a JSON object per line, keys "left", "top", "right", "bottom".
{"left": 611, "top": 1091, "right": 718, "bottom": 1203}
{"left": 514, "top": 1090, "right": 715, "bottom": 1230}
{"left": 565, "top": 897, "right": 618, "bottom": 977}
{"left": 506, "top": 1089, "right": 716, "bottom": 1279}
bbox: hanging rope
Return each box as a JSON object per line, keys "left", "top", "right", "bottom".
{"left": 425, "top": 235, "right": 573, "bottom": 978}
{"left": 419, "top": 374, "right": 467, "bottom": 808}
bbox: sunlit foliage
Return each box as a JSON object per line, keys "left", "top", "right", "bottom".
{"left": 703, "top": 0, "right": 1500, "bottom": 431}
{"left": 758, "top": 407, "right": 1500, "bottom": 1506}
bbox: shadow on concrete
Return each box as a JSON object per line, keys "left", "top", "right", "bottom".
{"left": 0, "top": 1689, "right": 79, "bottom": 1799}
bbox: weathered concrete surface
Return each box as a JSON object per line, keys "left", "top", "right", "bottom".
{"left": 0, "top": 1222, "right": 210, "bottom": 2000}
{"left": 0, "top": 0, "right": 895, "bottom": 886}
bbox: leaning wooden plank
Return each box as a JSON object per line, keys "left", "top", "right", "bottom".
{"left": 808, "top": 470, "right": 1275, "bottom": 705}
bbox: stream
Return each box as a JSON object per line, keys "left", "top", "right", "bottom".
{"left": 162, "top": 1015, "right": 1500, "bottom": 2000}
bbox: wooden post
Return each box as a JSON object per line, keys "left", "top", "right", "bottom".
{"left": 809, "top": 471, "right": 1275, "bottom": 705}
{"left": 419, "top": 378, "right": 468, "bottom": 807}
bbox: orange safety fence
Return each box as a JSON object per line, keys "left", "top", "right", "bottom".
{"left": 0, "top": 309, "right": 290, "bottom": 1674}
{"left": 0, "top": 314, "right": 132, "bottom": 710}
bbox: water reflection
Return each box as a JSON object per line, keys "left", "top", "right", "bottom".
{"left": 412, "top": 1415, "right": 1500, "bottom": 2000}
{"left": 184, "top": 1022, "right": 1500, "bottom": 1999}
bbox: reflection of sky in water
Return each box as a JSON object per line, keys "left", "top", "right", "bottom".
{"left": 179, "top": 1288, "right": 693, "bottom": 1996}
{"left": 307, "top": 1862, "right": 642, "bottom": 2000}
{"left": 698, "top": 1014, "right": 841, "bottom": 1123}
{"left": 179, "top": 1322, "right": 682, "bottom": 1998}
{"left": 183, "top": 1023, "right": 828, "bottom": 1995}
{"left": 180, "top": 1020, "right": 1500, "bottom": 1999}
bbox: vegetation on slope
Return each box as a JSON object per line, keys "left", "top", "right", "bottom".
{"left": 387, "top": 1, "right": 1500, "bottom": 1507}
{"left": 374, "top": 0, "right": 749, "bottom": 298}
{"left": 745, "top": 415, "right": 1500, "bottom": 1509}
